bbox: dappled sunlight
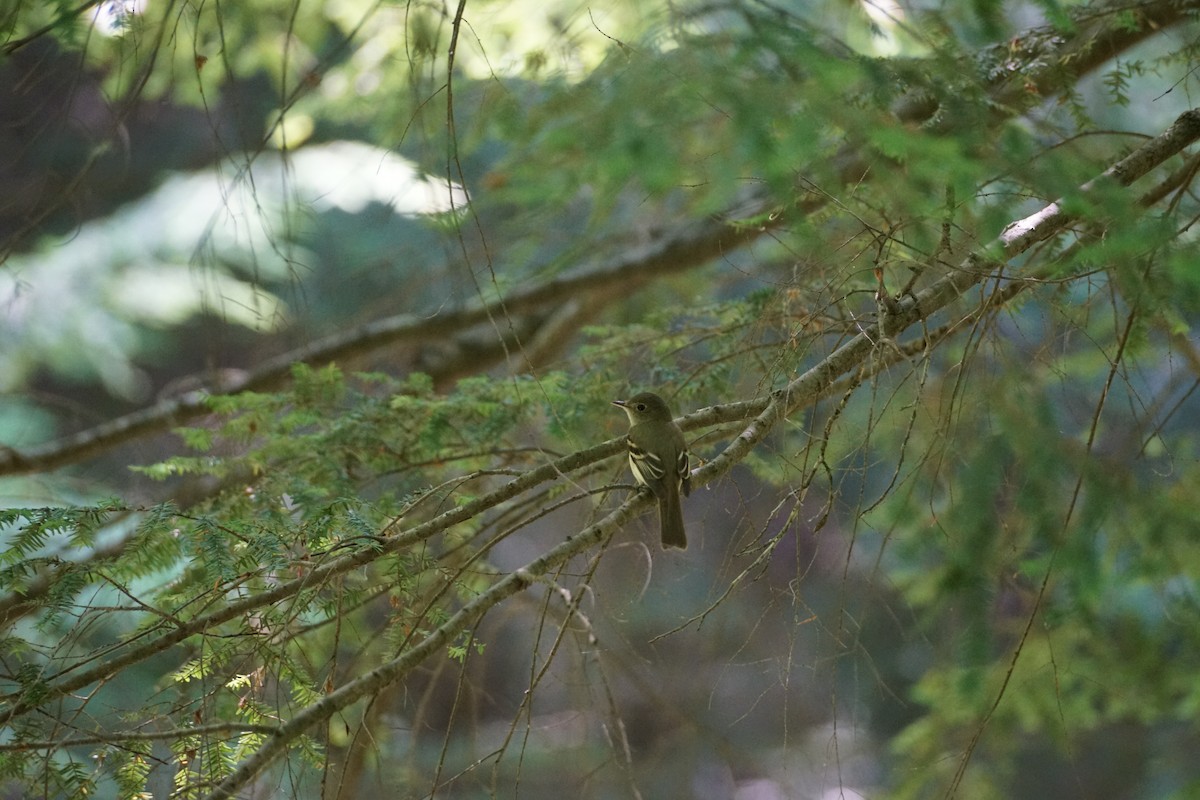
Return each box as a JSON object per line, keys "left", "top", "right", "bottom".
{"left": 0, "top": 140, "right": 462, "bottom": 396}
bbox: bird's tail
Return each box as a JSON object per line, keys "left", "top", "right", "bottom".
{"left": 658, "top": 489, "right": 687, "bottom": 550}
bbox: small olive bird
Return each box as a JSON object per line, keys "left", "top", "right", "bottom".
{"left": 612, "top": 392, "right": 691, "bottom": 549}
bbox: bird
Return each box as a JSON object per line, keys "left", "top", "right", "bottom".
{"left": 612, "top": 392, "right": 691, "bottom": 549}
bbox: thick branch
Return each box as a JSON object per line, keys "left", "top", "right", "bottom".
{"left": 893, "top": 0, "right": 1200, "bottom": 123}
{"left": 0, "top": 219, "right": 755, "bottom": 478}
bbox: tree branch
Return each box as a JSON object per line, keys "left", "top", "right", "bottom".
{"left": 196, "top": 106, "right": 1200, "bottom": 800}
{"left": 6, "top": 106, "right": 1197, "bottom": 731}
{"left": 697, "top": 107, "right": 1200, "bottom": 485}
{"left": 0, "top": 218, "right": 758, "bottom": 478}
{"left": 6, "top": 0, "right": 1188, "bottom": 480}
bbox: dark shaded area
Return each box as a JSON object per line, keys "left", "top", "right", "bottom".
{"left": 0, "top": 38, "right": 272, "bottom": 254}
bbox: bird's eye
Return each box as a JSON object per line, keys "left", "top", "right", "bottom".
{"left": 636, "top": 403, "right": 646, "bottom": 411}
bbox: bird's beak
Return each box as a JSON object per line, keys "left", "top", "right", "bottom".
{"left": 611, "top": 399, "right": 627, "bottom": 408}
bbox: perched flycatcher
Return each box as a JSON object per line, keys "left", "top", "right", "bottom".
{"left": 612, "top": 392, "right": 691, "bottom": 549}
